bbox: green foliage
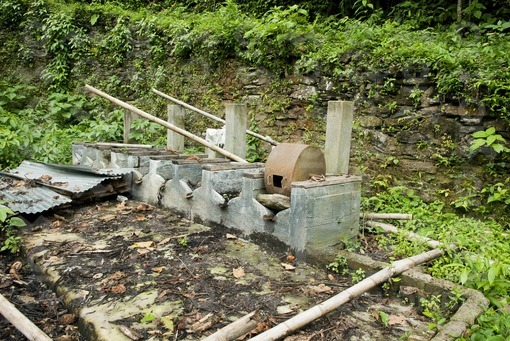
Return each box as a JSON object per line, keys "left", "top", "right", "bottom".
{"left": 0, "top": 204, "right": 25, "bottom": 254}
{"left": 243, "top": 5, "right": 313, "bottom": 73}
{"left": 326, "top": 254, "right": 349, "bottom": 276}
{"left": 364, "top": 184, "right": 510, "bottom": 338}
{"left": 470, "top": 127, "right": 509, "bottom": 154}
{"left": 419, "top": 294, "right": 447, "bottom": 330}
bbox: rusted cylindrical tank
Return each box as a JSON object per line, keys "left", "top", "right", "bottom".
{"left": 265, "top": 143, "right": 326, "bottom": 196}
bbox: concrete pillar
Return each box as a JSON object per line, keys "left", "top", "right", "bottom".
{"left": 325, "top": 101, "right": 354, "bottom": 175}
{"left": 224, "top": 103, "right": 247, "bottom": 159}
{"left": 167, "top": 104, "right": 185, "bottom": 152}
{"left": 123, "top": 110, "right": 137, "bottom": 144}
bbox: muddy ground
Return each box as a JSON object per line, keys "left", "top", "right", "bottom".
{"left": 1, "top": 198, "right": 435, "bottom": 340}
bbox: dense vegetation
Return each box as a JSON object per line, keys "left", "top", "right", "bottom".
{"left": 1, "top": 0, "right": 509, "bottom": 339}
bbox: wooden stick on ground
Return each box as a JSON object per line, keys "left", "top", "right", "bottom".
{"left": 0, "top": 293, "right": 52, "bottom": 341}
{"left": 360, "top": 213, "right": 413, "bottom": 220}
{"left": 365, "top": 221, "right": 442, "bottom": 249}
{"left": 203, "top": 310, "right": 261, "bottom": 341}
{"left": 250, "top": 248, "right": 444, "bottom": 341}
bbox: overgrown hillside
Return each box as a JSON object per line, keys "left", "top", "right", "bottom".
{"left": 1, "top": 1, "right": 510, "bottom": 338}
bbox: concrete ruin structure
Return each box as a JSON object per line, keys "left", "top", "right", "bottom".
{"left": 71, "top": 90, "right": 362, "bottom": 260}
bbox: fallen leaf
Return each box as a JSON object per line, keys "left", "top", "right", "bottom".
{"left": 111, "top": 283, "right": 126, "bottom": 294}
{"left": 92, "top": 273, "right": 103, "bottom": 279}
{"left": 161, "top": 316, "right": 174, "bottom": 331}
{"left": 281, "top": 263, "right": 296, "bottom": 271}
{"left": 233, "top": 267, "right": 245, "bottom": 279}
{"left": 276, "top": 305, "right": 294, "bottom": 315}
{"left": 136, "top": 203, "right": 154, "bottom": 212}
{"left": 226, "top": 233, "right": 237, "bottom": 239}
{"left": 134, "top": 215, "right": 146, "bottom": 221}
{"left": 328, "top": 274, "right": 335, "bottom": 281}
{"left": 99, "top": 214, "right": 116, "bottom": 222}
{"left": 151, "top": 267, "right": 163, "bottom": 273}
{"left": 77, "top": 290, "right": 89, "bottom": 300}
{"left": 309, "top": 284, "right": 333, "bottom": 295}
{"left": 53, "top": 214, "right": 66, "bottom": 221}
{"left": 47, "top": 256, "right": 61, "bottom": 263}
{"left": 132, "top": 241, "right": 155, "bottom": 248}
{"left": 387, "top": 314, "right": 406, "bottom": 326}
{"left": 109, "top": 272, "right": 125, "bottom": 281}
{"left": 137, "top": 249, "right": 150, "bottom": 255}
{"left": 118, "top": 325, "right": 141, "bottom": 340}
{"left": 18, "top": 295, "right": 36, "bottom": 304}
{"left": 52, "top": 220, "right": 62, "bottom": 227}
{"left": 285, "top": 253, "right": 296, "bottom": 262}
{"left": 158, "top": 237, "right": 171, "bottom": 246}
{"left": 38, "top": 174, "right": 52, "bottom": 183}
{"left": 59, "top": 314, "right": 77, "bottom": 325}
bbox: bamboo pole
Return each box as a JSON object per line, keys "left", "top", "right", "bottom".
{"left": 250, "top": 248, "right": 444, "bottom": 341}
{"left": 152, "top": 88, "right": 278, "bottom": 146}
{"left": 360, "top": 213, "right": 413, "bottom": 220}
{"left": 0, "top": 293, "right": 52, "bottom": 341}
{"left": 365, "top": 221, "right": 442, "bottom": 249}
{"left": 93, "top": 142, "right": 153, "bottom": 148}
{"left": 203, "top": 310, "right": 261, "bottom": 341}
{"left": 84, "top": 85, "right": 247, "bottom": 163}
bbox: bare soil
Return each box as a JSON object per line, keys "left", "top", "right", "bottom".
{"left": 1, "top": 198, "right": 433, "bottom": 340}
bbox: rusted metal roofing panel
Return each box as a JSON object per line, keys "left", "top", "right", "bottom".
{"left": 0, "top": 175, "right": 73, "bottom": 214}
{"left": 2, "top": 161, "right": 132, "bottom": 194}
{"left": 0, "top": 161, "right": 134, "bottom": 214}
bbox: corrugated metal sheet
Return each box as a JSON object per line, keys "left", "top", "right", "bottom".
{"left": 0, "top": 161, "right": 133, "bottom": 214}
{"left": 0, "top": 175, "right": 73, "bottom": 214}
{"left": 3, "top": 161, "right": 131, "bottom": 194}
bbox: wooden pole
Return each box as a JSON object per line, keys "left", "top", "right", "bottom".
{"left": 84, "top": 85, "right": 247, "bottom": 163}
{"left": 203, "top": 310, "right": 261, "bottom": 341}
{"left": 0, "top": 293, "right": 52, "bottom": 341}
{"left": 360, "top": 213, "right": 413, "bottom": 220}
{"left": 152, "top": 88, "right": 278, "bottom": 146}
{"left": 250, "top": 248, "right": 444, "bottom": 341}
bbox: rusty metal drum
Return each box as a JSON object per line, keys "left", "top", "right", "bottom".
{"left": 264, "top": 143, "right": 326, "bottom": 196}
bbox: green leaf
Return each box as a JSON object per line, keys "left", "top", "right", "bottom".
{"left": 161, "top": 316, "right": 174, "bottom": 331}
{"left": 487, "top": 263, "right": 499, "bottom": 285}
{"left": 460, "top": 268, "right": 469, "bottom": 284}
{"left": 140, "top": 313, "right": 155, "bottom": 323}
{"left": 470, "top": 139, "right": 486, "bottom": 151}
{"left": 472, "top": 131, "right": 488, "bottom": 138}
{"left": 9, "top": 217, "right": 26, "bottom": 227}
{"left": 486, "top": 135, "right": 497, "bottom": 146}
{"left": 492, "top": 144, "right": 505, "bottom": 153}
{"left": 378, "top": 311, "right": 389, "bottom": 327}
{"left": 486, "top": 127, "right": 496, "bottom": 135}
{"left": 91, "top": 14, "right": 99, "bottom": 26}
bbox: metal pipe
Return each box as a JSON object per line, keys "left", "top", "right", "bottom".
{"left": 84, "top": 85, "right": 247, "bottom": 163}
{"left": 152, "top": 88, "right": 278, "bottom": 146}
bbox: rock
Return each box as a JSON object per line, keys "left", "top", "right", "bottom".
{"left": 256, "top": 193, "right": 290, "bottom": 211}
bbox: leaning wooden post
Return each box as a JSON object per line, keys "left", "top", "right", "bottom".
{"left": 123, "top": 109, "right": 136, "bottom": 144}
{"left": 167, "top": 104, "right": 185, "bottom": 152}
{"left": 225, "top": 103, "right": 247, "bottom": 160}
{"left": 84, "top": 84, "right": 247, "bottom": 163}
{"left": 0, "top": 293, "right": 52, "bottom": 341}
{"left": 324, "top": 101, "right": 354, "bottom": 175}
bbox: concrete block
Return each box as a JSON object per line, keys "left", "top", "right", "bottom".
{"left": 224, "top": 173, "right": 273, "bottom": 235}
{"left": 288, "top": 176, "right": 361, "bottom": 256}
{"left": 131, "top": 159, "right": 165, "bottom": 205}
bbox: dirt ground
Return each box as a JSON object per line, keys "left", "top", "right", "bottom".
{"left": 1, "top": 198, "right": 434, "bottom": 340}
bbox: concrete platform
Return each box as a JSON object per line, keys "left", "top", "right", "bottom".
{"left": 22, "top": 199, "right": 441, "bottom": 340}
